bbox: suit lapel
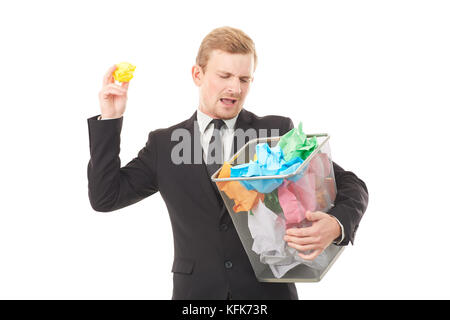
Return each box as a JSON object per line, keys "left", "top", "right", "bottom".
{"left": 183, "top": 109, "right": 255, "bottom": 218}
{"left": 183, "top": 111, "right": 224, "bottom": 209}
{"left": 230, "top": 108, "right": 253, "bottom": 158}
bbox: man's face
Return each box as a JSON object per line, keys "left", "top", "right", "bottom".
{"left": 192, "top": 49, "right": 254, "bottom": 120}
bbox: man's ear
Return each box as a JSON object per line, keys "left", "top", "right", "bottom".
{"left": 192, "top": 65, "right": 203, "bottom": 87}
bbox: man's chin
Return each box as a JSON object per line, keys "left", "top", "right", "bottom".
{"left": 216, "top": 104, "right": 242, "bottom": 120}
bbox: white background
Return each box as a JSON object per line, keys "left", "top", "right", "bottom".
{"left": 0, "top": 0, "right": 449, "bottom": 299}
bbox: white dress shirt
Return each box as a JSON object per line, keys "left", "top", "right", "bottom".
{"left": 196, "top": 108, "right": 238, "bottom": 163}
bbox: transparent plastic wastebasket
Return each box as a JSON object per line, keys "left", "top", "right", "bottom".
{"left": 212, "top": 134, "right": 344, "bottom": 282}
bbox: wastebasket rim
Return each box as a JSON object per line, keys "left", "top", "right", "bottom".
{"left": 211, "top": 133, "right": 330, "bottom": 182}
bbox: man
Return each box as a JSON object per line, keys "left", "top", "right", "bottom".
{"left": 87, "top": 26, "right": 369, "bottom": 299}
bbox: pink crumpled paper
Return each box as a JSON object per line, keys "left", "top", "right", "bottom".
{"left": 277, "top": 152, "right": 335, "bottom": 229}
{"left": 278, "top": 172, "right": 316, "bottom": 230}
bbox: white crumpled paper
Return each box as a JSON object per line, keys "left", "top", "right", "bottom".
{"left": 248, "top": 199, "right": 329, "bottom": 278}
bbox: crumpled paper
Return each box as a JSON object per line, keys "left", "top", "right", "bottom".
{"left": 216, "top": 162, "right": 263, "bottom": 212}
{"left": 307, "top": 152, "right": 332, "bottom": 189}
{"left": 306, "top": 152, "right": 336, "bottom": 211}
{"left": 230, "top": 143, "right": 304, "bottom": 193}
{"left": 278, "top": 173, "right": 317, "bottom": 230}
{"left": 315, "top": 178, "right": 336, "bottom": 211}
{"left": 264, "top": 189, "right": 283, "bottom": 214}
{"left": 113, "top": 62, "right": 136, "bottom": 82}
{"left": 248, "top": 199, "right": 329, "bottom": 278}
{"left": 278, "top": 122, "right": 317, "bottom": 161}
{"left": 277, "top": 152, "right": 336, "bottom": 229}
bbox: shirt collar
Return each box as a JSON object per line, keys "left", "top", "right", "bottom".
{"left": 196, "top": 107, "right": 239, "bottom": 134}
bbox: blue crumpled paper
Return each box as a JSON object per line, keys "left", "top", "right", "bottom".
{"left": 230, "top": 143, "right": 304, "bottom": 193}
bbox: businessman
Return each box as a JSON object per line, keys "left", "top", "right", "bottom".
{"left": 87, "top": 26, "right": 369, "bottom": 299}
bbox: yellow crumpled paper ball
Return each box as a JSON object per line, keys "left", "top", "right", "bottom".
{"left": 113, "top": 62, "right": 136, "bottom": 82}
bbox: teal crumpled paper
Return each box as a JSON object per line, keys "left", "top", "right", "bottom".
{"left": 230, "top": 143, "right": 303, "bottom": 193}
{"left": 278, "top": 122, "right": 317, "bottom": 161}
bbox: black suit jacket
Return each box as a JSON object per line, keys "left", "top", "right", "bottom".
{"left": 87, "top": 108, "right": 369, "bottom": 300}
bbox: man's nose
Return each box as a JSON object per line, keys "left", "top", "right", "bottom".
{"left": 226, "top": 77, "right": 242, "bottom": 95}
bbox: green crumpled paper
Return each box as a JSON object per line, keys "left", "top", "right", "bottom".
{"left": 263, "top": 189, "right": 283, "bottom": 214}
{"left": 278, "top": 122, "right": 317, "bottom": 161}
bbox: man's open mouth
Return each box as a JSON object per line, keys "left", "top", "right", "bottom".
{"left": 220, "top": 98, "right": 237, "bottom": 106}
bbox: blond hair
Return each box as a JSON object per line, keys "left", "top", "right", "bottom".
{"left": 196, "top": 26, "right": 257, "bottom": 72}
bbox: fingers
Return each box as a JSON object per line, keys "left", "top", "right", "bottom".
{"left": 284, "top": 235, "right": 317, "bottom": 245}
{"left": 285, "top": 211, "right": 328, "bottom": 237}
{"left": 286, "top": 241, "right": 318, "bottom": 253}
{"left": 121, "top": 81, "right": 129, "bottom": 89}
{"left": 286, "top": 238, "right": 324, "bottom": 261}
{"left": 99, "top": 83, "right": 127, "bottom": 99}
{"left": 306, "top": 210, "right": 327, "bottom": 222}
{"left": 298, "top": 249, "right": 322, "bottom": 261}
{"left": 103, "top": 65, "right": 117, "bottom": 87}
{"left": 284, "top": 226, "right": 324, "bottom": 260}
{"left": 103, "top": 88, "right": 126, "bottom": 97}
{"left": 105, "top": 83, "right": 127, "bottom": 92}
{"left": 284, "top": 212, "right": 334, "bottom": 261}
{"left": 286, "top": 226, "right": 315, "bottom": 237}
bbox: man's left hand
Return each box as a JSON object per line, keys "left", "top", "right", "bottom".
{"left": 284, "top": 210, "right": 341, "bottom": 260}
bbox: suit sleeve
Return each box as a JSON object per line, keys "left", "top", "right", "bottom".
{"left": 87, "top": 115, "right": 159, "bottom": 212}
{"left": 285, "top": 117, "right": 369, "bottom": 245}
{"left": 327, "top": 162, "right": 368, "bottom": 245}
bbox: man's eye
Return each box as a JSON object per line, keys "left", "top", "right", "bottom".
{"left": 219, "top": 75, "right": 249, "bottom": 83}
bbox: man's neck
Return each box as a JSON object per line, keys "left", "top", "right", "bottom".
{"left": 196, "top": 107, "right": 239, "bottom": 132}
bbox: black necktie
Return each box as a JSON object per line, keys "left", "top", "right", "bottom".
{"left": 206, "top": 119, "right": 226, "bottom": 178}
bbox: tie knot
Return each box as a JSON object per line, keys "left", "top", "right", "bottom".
{"left": 210, "top": 118, "right": 226, "bottom": 130}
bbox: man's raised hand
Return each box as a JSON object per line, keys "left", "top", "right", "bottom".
{"left": 98, "top": 65, "right": 129, "bottom": 119}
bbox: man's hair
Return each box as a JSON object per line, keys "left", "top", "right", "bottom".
{"left": 196, "top": 26, "right": 257, "bottom": 73}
